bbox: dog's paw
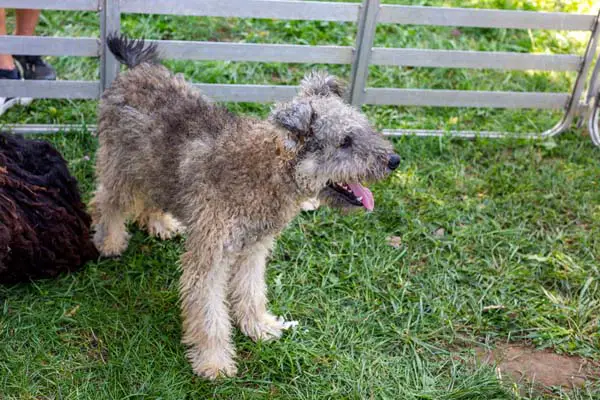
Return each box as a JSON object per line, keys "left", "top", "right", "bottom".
{"left": 300, "top": 198, "right": 320, "bottom": 211}
{"left": 188, "top": 349, "right": 237, "bottom": 380}
{"left": 93, "top": 225, "right": 130, "bottom": 257}
{"left": 240, "top": 313, "right": 298, "bottom": 342}
{"left": 146, "top": 213, "right": 185, "bottom": 240}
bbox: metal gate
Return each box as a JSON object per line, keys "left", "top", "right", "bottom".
{"left": 0, "top": 0, "right": 599, "bottom": 144}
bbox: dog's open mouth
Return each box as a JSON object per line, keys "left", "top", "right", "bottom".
{"left": 328, "top": 182, "right": 375, "bottom": 211}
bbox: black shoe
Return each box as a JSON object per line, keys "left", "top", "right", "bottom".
{"left": 14, "top": 55, "right": 57, "bottom": 80}
{"left": 0, "top": 68, "right": 31, "bottom": 116}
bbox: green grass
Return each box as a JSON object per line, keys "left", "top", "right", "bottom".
{"left": 1, "top": 1, "right": 600, "bottom": 398}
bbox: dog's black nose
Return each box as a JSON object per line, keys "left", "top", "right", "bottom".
{"left": 388, "top": 154, "right": 401, "bottom": 170}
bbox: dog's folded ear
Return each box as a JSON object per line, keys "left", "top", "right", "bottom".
{"left": 270, "top": 99, "right": 314, "bottom": 138}
{"left": 299, "top": 70, "right": 345, "bottom": 99}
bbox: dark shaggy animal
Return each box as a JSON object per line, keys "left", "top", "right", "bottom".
{"left": 0, "top": 133, "right": 98, "bottom": 284}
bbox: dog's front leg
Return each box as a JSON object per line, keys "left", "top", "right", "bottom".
{"left": 179, "top": 223, "right": 237, "bottom": 379}
{"left": 229, "top": 236, "right": 298, "bottom": 341}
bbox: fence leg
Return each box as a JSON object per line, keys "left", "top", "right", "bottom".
{"left": 582, "top": 45, "right": 600, "bottom": 145}
{"left": 100, "top": 0, "right": 121, "bottom": 92}
{"left": 349, "top": 0, "right": 379, "bottom": 107}
{"left": 588, "top": 52, "right": 600, "bottom": 146}
{"left": 541, "top": 8, "right": 600, "bottom": 139}
{"left": 589, "top": 94, "right": 600, "bottom": 146}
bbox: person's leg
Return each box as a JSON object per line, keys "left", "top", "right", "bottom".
{"left": 14, "top": 9, "right": 56, "bottom": 80}
{"left": 0, "top": 8, "right": 23, "bottom": 117}
{"left": 14, "top": 9, "right": 39, "bottom": 36}
{"left": 0, "top": 9, "right": 15, "bottom": 70}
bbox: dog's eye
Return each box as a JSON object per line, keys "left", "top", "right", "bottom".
{"left": 340, "top": 136, "right": 352, "bottom": 149}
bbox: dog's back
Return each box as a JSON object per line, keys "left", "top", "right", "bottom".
{"left": 98, "top": 36, "right": 249, "bottom": 210}
{"left": 97, "top": 34, "right": 296, "bottom": 227}
{"left": 101, "top": 36, "right": 238, "bottom": 145}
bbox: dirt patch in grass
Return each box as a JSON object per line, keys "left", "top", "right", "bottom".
{"left": 477, "top": 343, "right": 599, "bottom": 390}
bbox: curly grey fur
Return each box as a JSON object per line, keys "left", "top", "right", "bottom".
{"left": 299, "top": 70, "right": 345, "bottom": 98}
{"left": 93, "top": 36, "right": 399, "bottom": 380}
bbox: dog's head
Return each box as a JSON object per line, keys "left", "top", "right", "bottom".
{"left": 270, "top": 71, "right": 400, "bottom": 211}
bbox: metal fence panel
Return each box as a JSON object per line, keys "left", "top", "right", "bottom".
{"left": 368, "top": 4, "right": 599, "bottom": 141}
{"left": 0, "top": 0, "right": 598, "bottom": 143}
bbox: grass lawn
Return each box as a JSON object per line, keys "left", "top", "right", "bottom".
{"left": 1, "top": 1, "right": 600, "bottom": 398}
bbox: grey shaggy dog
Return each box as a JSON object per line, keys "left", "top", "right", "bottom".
{"left": 92, "top": 34, "right": 401, "bottom": 379}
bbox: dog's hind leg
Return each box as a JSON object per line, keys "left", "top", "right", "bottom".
{"left": 229, "top": 236, "right": 298, "bottom": 342}
{"left": 137, "top": 208, "right": 185, "bottom": 240}
{"left": 180, "top": 219, "right": 237, "bottom": 379}
{"left": 91, "top": 185, "right": 131, "bottom": 257}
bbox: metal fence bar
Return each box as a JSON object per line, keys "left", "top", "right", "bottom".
{"left": 349, "top": 0, "right": 379, "bottom": 106}
{"left": 193, "top": 84, "right": 298, "bottom": 103}
{"left": 0, "top": 35, "right": 99, "bottom": 57}
{"left": 100, "top": 0, "right": 121, "bottom": 91}
{"left": 378, "top": 5, "right": 596, "bottom": 30}
{"left": 371, "top": 48, "right": 582, "bottom": 71}
{"left": 1, "top": 80, "right": 571, "bottom": 109}
{"left": 0, "top": 0, "right": 97, "bottom": 11}
{"left": 585, "top": 53, "right": 600, "bottom": 109}
{"left": 99, "top": 0, "right": 107, "bottom": 90}
{"left": 587, "top": 53, "right": 600, "bottom": 145}
{"left": 363, "top": 88, "right": 569, "bottom": 109}
{"left": 382, "top": 129, "right": 541, "bottom": 139}
{"left": 2, "top": 124, "right": 97, "bottom": 135}
{"left": 154, "top": 41, "right": 353, "bottom": 64}
{"left": 348, "top": 0, "right": 366, "bottom": 104}
{"left": 1, "top": 80, "right": 101, "bottom": 99}
{"left": 121, "top": 0, "right": 359, "bottom": 22}
{"left": 577, "top": 51, "right": 600, "bottom": 129}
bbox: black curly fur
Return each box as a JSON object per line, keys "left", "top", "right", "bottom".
{"left": 106, "top": 32, "right": 159, "bottom": 69}
{"left": 0, "top": 133, "right": 98, "bottom": 284}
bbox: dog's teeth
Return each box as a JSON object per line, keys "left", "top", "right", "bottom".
{"left": 357, "top": 197, "right": 363, "bottom": 202}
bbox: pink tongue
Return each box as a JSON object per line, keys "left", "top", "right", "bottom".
{"left": 348, "top": 183, "right": 374, "bottom": 211}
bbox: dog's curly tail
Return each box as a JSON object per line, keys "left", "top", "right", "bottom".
{"left": 106, "top": 33, "right": 159, "bottom": 69}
